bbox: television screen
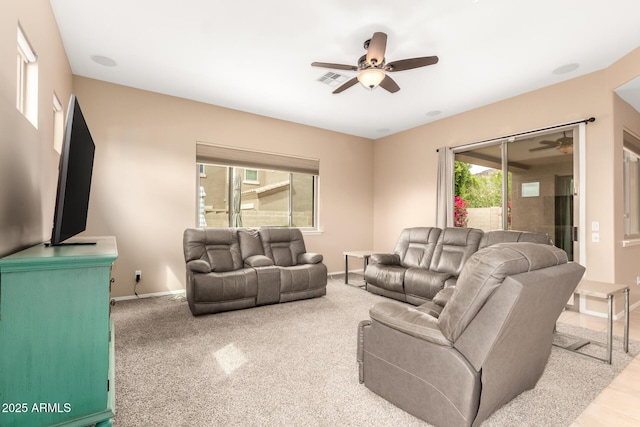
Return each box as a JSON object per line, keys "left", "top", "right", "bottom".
{"left": 49, "top": 95, "right": 95, "bottom": 246}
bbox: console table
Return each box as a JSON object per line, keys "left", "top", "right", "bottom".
{"left": 0, "top": 236, "right": 117, "bottom": 427}
{"left": 557, "top": 279, "right": 629, "bottom": 364}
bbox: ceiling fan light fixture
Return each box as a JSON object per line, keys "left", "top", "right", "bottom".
{"left": 358, "top": 68, "right": 385, "bottom": 89}
{"left": 557, "top": 145, "right": 573, "bottom": 154}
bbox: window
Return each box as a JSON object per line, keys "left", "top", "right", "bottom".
{"left": 17, "top": 25, "right": 38, "bottom": 127}
{"left": 195, "top": 143, "right": 319, "bottom": 229}
{"left": 623, "top": 131, "right": 640, "bottom": 239}
{"left": 53, "top": 93, "right": 63, "bottom": 153}
{"left": 244, "top": 168, "right": 259, "bottom": 184}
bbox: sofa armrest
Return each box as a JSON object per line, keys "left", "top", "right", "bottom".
{"left": 298, "top": 253, "right": 323, "bottom": 264}
{"left": 187, "top": 259, "right": 211, "bottom": 273}
{"left": 370, "top": 253, "right": 401, "bottom": 265}
{"left": 433, "top": 286, "right": 456, "bottom": 307}
{"left": 369, "top": 302, "right": 452, "bottom": 347}
{"left": 245, "top": 255, "right": 274, "bottom": 267}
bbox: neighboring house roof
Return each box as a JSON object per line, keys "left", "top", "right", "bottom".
{"left": 242, "top": 180, "right": 289, "bottom": 196}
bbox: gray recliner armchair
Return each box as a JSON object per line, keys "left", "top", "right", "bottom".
{"left": 357, "top": 242, "right": 585, "bottom": 427}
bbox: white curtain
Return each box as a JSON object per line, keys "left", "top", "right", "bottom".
{"left": 436, "top": 147, "right": 454, "bottom": 228}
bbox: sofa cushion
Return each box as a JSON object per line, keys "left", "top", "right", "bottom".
{"left": 364, "top": 264, "right": 406, "bottom": 293}
{"left": 404, "top": 268, "right": 452, "bottom": 301}
{"left": 238, "top": 228, "right": 265, "bottom": 259}
{"left": 369, "top": 301, "right": 451, "bottom": 346}
{"left": 479, "top": 230, "right": 552, "bottom": 249}
{"left": 192, "top": 268, "right": 258, "bottom": 302}
{"left": 439, "top": 242, "right": 568, "bottom": 342}
{"left": 259, "top": 227, "right": 307, "bottom": 267}
{"left": 183, "top": 228, "right": 243, "bottom": 272}
{"left": 429, "top": 227, "right": 483, "bottom": 276}
{"left": 393, "top": 227, "right": 441, "bottom": 269}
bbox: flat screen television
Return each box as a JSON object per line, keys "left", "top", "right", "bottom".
{"left": 49, "top": 94, "right": 95, "bottom": 246}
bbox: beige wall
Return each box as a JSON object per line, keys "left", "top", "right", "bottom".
{"left": 72, "top": 77, "right": 374, "bottom": 297}
{"left": 0, "top": 0, "right": 72, "bottom": 257}
{"left": 373, "top": 48, "right": 640, "bottom": 313}
{"left": 4, "top": 0, "right": 640, "bottom": 309}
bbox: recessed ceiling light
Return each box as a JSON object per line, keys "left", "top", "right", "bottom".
{"left": 91, "top": 55, "right": 117, "bottom": 67}
{"left": 426, "top": 110, "right": 442, "bottom": 117}
{"left": 376, "top": 128, "right": 391, "bottom": 133}
{"left": 552, "top": 63, "right": 579, "bottom": 75}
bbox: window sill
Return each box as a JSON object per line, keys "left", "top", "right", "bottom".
{"left": 622, "top": 238, "right": 640, "bottom": 247}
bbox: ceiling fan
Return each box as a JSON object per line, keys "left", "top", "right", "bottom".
{"left": 311, "top": 32, "right": 438, "bottom": 94}
{"left": 529, "top": 131, "right": 573, "bottom": 154}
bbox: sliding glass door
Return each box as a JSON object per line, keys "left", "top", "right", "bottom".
{"left": 454, "top": 127, "right": 578, "bottom": 260}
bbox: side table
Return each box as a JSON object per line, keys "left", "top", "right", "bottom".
{"left": 343, "top": 250, "right": 373, "bottom": 286}
{"left": 556, "top": 279, "right": 629, "bottom": 364}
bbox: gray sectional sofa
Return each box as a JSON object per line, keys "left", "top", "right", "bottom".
{"left": 365, "top": 227, "right": 553, "bottom": 314}
{"left": 358, "top": 242, "right": 585, "bottom": 427}
{"left": 183, "top": 227, "right": 327, "bottom": 316}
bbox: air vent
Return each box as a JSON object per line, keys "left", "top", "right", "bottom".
{"left": 317, "top": 72, "right": 348, "bottom": 87}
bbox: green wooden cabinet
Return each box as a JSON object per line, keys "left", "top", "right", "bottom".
{"left": 0, "top": 237, "right": 117, "bottom": 427}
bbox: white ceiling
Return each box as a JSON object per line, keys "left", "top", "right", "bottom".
{"left": 49, "top": 0, "right": 640, "bottom": 140}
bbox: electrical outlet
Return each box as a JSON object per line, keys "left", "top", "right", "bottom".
{"left": 135, "top": 270, "right": 141, "bottom": 282}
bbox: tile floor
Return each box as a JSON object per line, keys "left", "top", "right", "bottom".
{"left": 562, "top": 308, "right": 640, "bottom": 426}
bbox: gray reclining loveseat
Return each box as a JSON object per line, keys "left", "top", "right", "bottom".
{"left": 183, "top": 227, "right": 327, "bottom": 316}
{"left": 364, "top": 227, "right": 553, "bottom": 313}
{"left": 358, "top": 242, "right": 585, "bottom": 427}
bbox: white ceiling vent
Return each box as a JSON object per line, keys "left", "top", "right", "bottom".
{"left": 317, "top": 71, "right": 348, "bottom": 87}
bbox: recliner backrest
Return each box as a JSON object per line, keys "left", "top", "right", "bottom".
{"left": 183, "top": 228, "right": 243, "bottom": 272}
{"left": 429, "top": 227, "right": 483, "bottom": 275}
{"left": 259, "top": 227, "right": 307, "bottom": 266}
{"left": 438, "top": 242, "right": 569, "bottom": 343}
{"left": 478, "top": 229, "right": 553, "bottom": 249}
{"left": 393, "top": 227, "right": 441, "bottom": 269}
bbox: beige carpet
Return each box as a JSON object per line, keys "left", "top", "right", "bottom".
{"left": 110, "top": 276, "right": 638, "bottom": 426}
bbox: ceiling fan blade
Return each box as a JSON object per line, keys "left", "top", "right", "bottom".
{"left": 366, "top": 32, "right": 387, "bottom": 66}
{"left": 529, "top": 145, "right": 556, "bottom": 152}
{"left": 311, "top": 62, "right": 358, "bottom": 71}
{"left": 386, "top": 56, "right": 439, "bottom": 72}
{"left": 332, "top": 77, "right": 359, "bottom": 94}
{"left": 379, "top": 75, "right": 400, "bottom": 93}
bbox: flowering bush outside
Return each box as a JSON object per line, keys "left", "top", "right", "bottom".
{"left": 454, "top": 196, "right": 469, "bottom": 227}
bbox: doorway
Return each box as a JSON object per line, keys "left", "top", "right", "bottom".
{"left": 454, "top": 127, "right": 578, "bottom": 260}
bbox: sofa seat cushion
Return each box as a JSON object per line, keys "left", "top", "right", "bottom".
{"left": 369, "top": 301, "right": 452, "bottom": 346}
{"left": 279, "top": 263, "right": 327, "bottom": 294}
{"left": 192, "top": 268, "right": 258, "bottom": 303}
{"left": 404, "top": 268, "right": 452, "bottom": 301}
{"left": 364, "top": 264, "right": 406, "bottom": 294}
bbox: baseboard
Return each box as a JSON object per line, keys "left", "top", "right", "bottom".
{"left": 328, "top": 268, "right": 364, "bottom": 276}
{"left": 111, "top": 289, "right": 186, "bottom": 302}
